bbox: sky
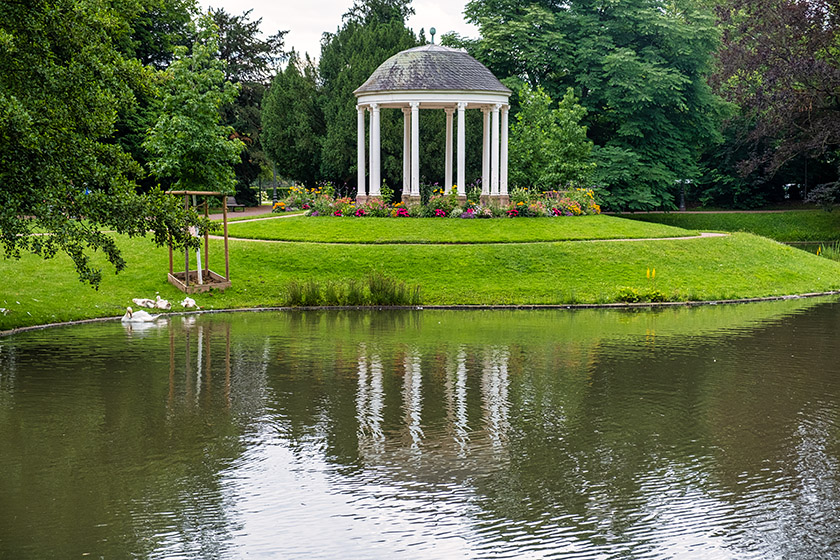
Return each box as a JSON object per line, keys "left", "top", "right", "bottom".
{"left": 201, "top": 0, "right": 478, "bottom": 59}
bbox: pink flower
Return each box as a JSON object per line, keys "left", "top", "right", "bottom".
{"left": 435, "top": 209, "right": 446, "bottom": 217}
{"left": 334, "top": 211, "right": 342, "bottom": 216}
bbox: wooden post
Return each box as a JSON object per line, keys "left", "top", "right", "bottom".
{"left": 223, "top": 196, "right": 230, "bottom": 281}
{"left": 183, "top": 194, "right": 190, "bottom": 287}
{"left": 168, "top": 234, "right": 173, "bottom": 275}
{"left": 203, "top": 199, "right": 209, "bottom": 282}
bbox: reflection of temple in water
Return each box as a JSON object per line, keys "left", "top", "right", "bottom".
{"left": 353, "top": 341, "right": 514, "bottom": 469}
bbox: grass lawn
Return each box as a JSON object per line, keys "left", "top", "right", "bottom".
{"left": 619, "top": 210, "right": 840, "bottom": 242}
{"left": 3, "top": 215, "right": 840, "bottom": 332}
{"left": 224, "top": 214, "right": 699, "bottom": 243}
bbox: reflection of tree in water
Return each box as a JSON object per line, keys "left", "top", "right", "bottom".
{"left": 3, "top": 301, "right": 840, "bottom": 558}
{"left": 0, "top": 317, "right": 273, "bottom": 558}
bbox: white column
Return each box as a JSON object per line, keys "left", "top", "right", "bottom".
{"left": 403, "top": 107, "right": 411, "bottom": 197}
{"left": 357, "top": 106, "right": 366, "bottom": 197}
{"left": 501, "top": 104, "right": 509, "bottom": 196}
{"left": 457, "top": 102, "right": 466, "bottom": 195}
{"left": 411, "top": 101, "right": 420, "bottom": 197}
{"left": 444, "top": 108, "right": 454, "bottom": 193}
{"left": 491, "top": 103, "right": 500, "bottom": 196}
{"left": 482, "top": 108, "right": 490, "bottom": 195}
{"left": 369, "top": 103, "right": 381, "bottom": 197}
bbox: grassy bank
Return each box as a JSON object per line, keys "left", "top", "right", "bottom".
{"left": 2, "top": 217, "right": 840, "bottom": 331}
{"left": 225, "top": 214, "right": 698, "bottom": 243}
{"left": 620, "top": 210, "right": 840, "bottom": 242}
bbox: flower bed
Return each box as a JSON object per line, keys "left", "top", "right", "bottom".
{"left": 277, "top": 185, "right": 601, "bottom": 218}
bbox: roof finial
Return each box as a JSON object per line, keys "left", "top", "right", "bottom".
{"left": 430, "top": 27, "right": 436, "bottom": 44}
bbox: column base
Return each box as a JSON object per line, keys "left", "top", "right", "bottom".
{"left": 401, "top": 194, "right": 422, "bottom": 207}
{"left": 355, "top": 194, "right": 368, "bottom": 205}
{"left": 494, "top": 195, "right": 510, "bottom": 206}
{"left": 479, "top": 194, "right": 491, "bottom": 206}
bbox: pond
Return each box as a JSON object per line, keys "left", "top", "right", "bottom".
{"left": 1, "top": 300, "right": 840, "bottom": 559}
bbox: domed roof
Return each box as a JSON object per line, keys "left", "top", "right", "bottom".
{"left": 354, "top": 44, "right": 511, "bottom": 95}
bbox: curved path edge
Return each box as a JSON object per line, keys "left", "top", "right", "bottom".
{"left": 3, "top": 290, "right": 837, "bottom": 338}
{"left": 213, "top": 231, "right": 729, "bottom": 245}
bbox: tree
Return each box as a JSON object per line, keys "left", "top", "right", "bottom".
{"left": 143, "top": 14, "right": 244, "bottom": 193}
{"left": 0, "top": 0, "right": 203, "bottom": 287}
{"left": 508, "top": 85, "right": 594, "bottom": 190}
{"left": 112, "top": 0, "right": 196, "bottom": 193}
{"left": 319, "top": 0, "right": 418, "bottom": 192}
{"left": 117, "top": 0, "right": 195, "bottom": 70}
{"left": 465, "top": 0, "right": 725, "bottom": 210}
{"left": 211, "top": 8, "right": 288, "bottom": 204}
{"left": 262, "top": 51, "right": 325, "bottom": 185}
{"left": 713, "top": 0, "right": 840, "bottom": 176}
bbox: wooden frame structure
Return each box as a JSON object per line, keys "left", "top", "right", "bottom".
{"left": 166, "top": 190, "right": 231, "bottom": 294}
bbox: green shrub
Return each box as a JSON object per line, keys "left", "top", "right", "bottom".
{"left": 283, "top": 274, "right": 422, "bottom": 307}
{"left": 286, "top": 280, "right": 304, "bottom": 306}
{"left": 615, "top": 287, "right": 642, "bottom": 303}
{"left": 380, "top": 182, "right": 394, "bottom": 205}
{"left": 323, "top": 281, "right": 343, "bottom": 305}
{"left": 303, "top": 279, "right": 321, "bottom": 306}
{"left": 346, "top": 279, "right": 365, "bottom": 306}
{"left": 615, "top": 287, "right": 670, "bottom": 303}
{"left": 819, "top": 241, "right": 840, "bottom": 262}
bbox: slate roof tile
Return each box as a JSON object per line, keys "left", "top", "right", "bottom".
{"left": 354, "top": 45, "right": 511, "bottom": 94}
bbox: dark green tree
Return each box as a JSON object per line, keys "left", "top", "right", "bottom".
{"left": 262, "top": 51, "right": 325, "bottom": 185}
{"left": 465, "top": 0, "right": 725, "bottom": 210}
{"left": 0, "top": 0, "right": 203, "bottom": 287}
{"left": 211, "top": 8, "right": 288, "bottom": 205}
{"left": 508, "top": 85, "right": 594, "bottom": 190}
{"left": 112, "top": 0, "right": 196, "bottom": 193}
{"left": 143, "top": 14, "right": 244, "bottom": 193}
{"left": 319, "top": 0, "right": 418, "bottom": 193}
{"left": 118, "top": 0, "right": 195, "bottom": 70}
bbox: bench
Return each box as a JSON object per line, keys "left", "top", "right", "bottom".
{"left": 226, "top": 196, "right": 245, "bottom": 212}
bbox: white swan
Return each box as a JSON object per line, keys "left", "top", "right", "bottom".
{"left": 132, "top": 297, "right": 156, "bottom": 308}
{"left": 121, "top": 307, "right": 160, "bottom": 322}
{"left": 180, "top": 297, "right": 199, "bottom": 309}
{"left": 154, "top": 295, "right": 171, "bottom": 310}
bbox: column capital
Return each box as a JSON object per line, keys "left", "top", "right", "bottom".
{"left": 409, "top": 101, "right": 420, "bottom": 109}
{"left": 457, "top": 101, "right": 468, "bottom": 110}
{"left": 370, "top": 102, "right": 379, "bottom": 111}
{"left": 444, "top": 107, "right": 455, "bottom": 115}
{"left": 492, "top": 103, "right": 502, "bottom": 112}
{"left": 402, "top": 106, "right": 411, "bottom": 115}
